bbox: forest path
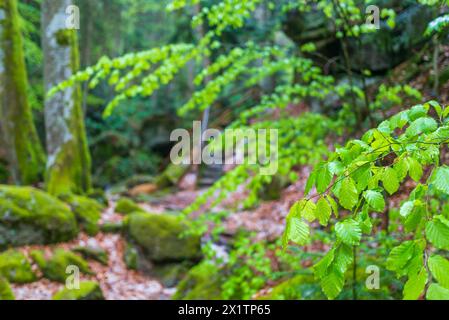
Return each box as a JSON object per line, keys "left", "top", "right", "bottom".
{"left": 11, "top": 200, "right": 174, "bottom": 300}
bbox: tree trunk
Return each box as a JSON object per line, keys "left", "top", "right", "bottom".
{"left": 42, "top": 0, "right": 91, "bottom": 195}
{"left": 0, "top": 0, "right": 46, "bottom": 185}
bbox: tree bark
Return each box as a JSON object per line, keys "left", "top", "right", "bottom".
{"left": 0, "top": 0, "right": 46, "bottom": 185}
{"left": 42, "top": 0, "right": 91, "bottom": 195}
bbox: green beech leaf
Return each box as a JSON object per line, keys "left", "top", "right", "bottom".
{"left": 403, "top": 267, "right": 428, "bottom": 300}
{"left": 428, "top": 255, "right": 449, "bottom": 289}
{"left": 432, "top": 166, "right": 449, "bottom": 195}
{"left": 300, "top": 200, "right": 317, "bottom": 222}
{"left": 363, "top": 190, "right": 385, "bottom": 212}
{"left": 426, "top": 216, "right": 449, "bottom": 250}
{"left": 408, "top": 158, "right": 423, "bottom": 182}
{"left": 286, "top": 217, "right": 309, "bottom": 245}
{"left": 405, "top": 117, "right": 437, "bottom": 137}
{"left": 386, "top": 241, "right": 415, "bottom": 272}
{"left": 337, "top": 177, "right": 358, "bottom": 210}
{"left": 304, "top": 170, "right": 317, "bottom": 196}
{"left": 316, "top": 197, "right": 331, "bottom": 226}
{"left": 321, "top": 266, "right": 344, "bottom": 300}
{"left": 400, "top": 201, "right": 415, "bottom": 218}
{"left": 335, "top": 219, "right": 362, "bottom": 245}
{"left": 326, "top": 195, "right": 339, "bottom": 218}
{"left": 427, "top": 283, "right": 449, "bottom": 300}
{"left": 382, "top": 167, "right": 399, "bottom": 195}
{"left": 316, "top": 164, "right": 332, "bottom": 193}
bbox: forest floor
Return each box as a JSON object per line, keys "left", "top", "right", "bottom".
{"left": 11, "top": 201, "right": 174, "bottom": 300}
{"left": 9, "top": 173, "right": 309, "bottom": 300}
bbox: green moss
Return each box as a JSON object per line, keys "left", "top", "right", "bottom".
{"left": 33, "top": 249, "right": 93, "bottom": 283}
{"left": 87, "top": 188, "right": 108, "bottom": 206}
{"left": 173, "top": 262, "right": 224, "bottom": 300}
{"left": 72, "top": 246, "right": 108, "bottom": 266}
{"left": 155, "top": 163, "right": 189, "bottom": 188}
{"left": 60, "top": 195, "right": 104, "bottom": 236}
{"left": 151, "top": 262, "right": 193, "bottom": 287}
{"left": 29, "top": 250, "right": 46, "bottom": 270}
{"left": 0, "top": 277, "right": 15, "bottom": 300}
{"left": 115, "top": 198, "right": 145, "bottom": 215}
{"left": 257, "top": 274, "right": 322, "bottom": 300}
{"left": 45, "top": 28, "right": 91, "bottom": 196}
{"left": 0, "top": 186, "right": 78, "bottom": 248}
{"left": 100, "top": 221, "right": 123, "bottom": 234}
{"left": 0, "top": 0, "right": 46, "bottom": 184}
{"left": 52, "top": 281, "right": 104, "bottom": 300}
{"left": 0, "top": 250, "right": 36, "bottom": 284}
{"left": 123, "top": 243, "right": 138, "bottom": 270}
{"left": 55, "top": 29, "right": 72, "bottom": 46}
{"left": 126, "top": 212, "right": 202, "bottom": 263}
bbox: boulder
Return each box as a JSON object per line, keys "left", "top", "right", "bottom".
{"left": 151, "top": 262, "right": 193, "bottom": 288}
{"left": 52, "top": 281, "right": 104, "bottom": 300}
{"left": 0, "top": 250, "right": 36, "bottom": 284}
{"left": 123, "top": 243, "right": 139, "bottom": 270}
{"left": 115, "top": 198, "right": 145, "bottom": 215}
{"left": 72, "top": 246, "right": 108, "bottom": 266}
{"left": 30, "top": 249, "right": 93, "bottom": 283}
{"left": 60, "top": 194, "right": 104, "bottom": 236}
{"left": 87, "top": 188, "right": 108, "bottom": 206}
{"left": 283, "top": 3, "right": 437, "bottom": 72}
{"left": 0, "top": 277, "right": 14, "bottom": 300}
{"left": 0, "top": 186, "right": 78, "bottom": 248}
{"left": 99, "top": 221, "right": 123, "bottom": 233}
{"left": 155, "top": 163, "right": 190, "bottom": 188}
{"left": 125, "top": 212, "right": 202, "bottom": 263}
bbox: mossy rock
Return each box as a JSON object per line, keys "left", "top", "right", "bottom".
{"left": 0, "top": 186, "right": 78, "bottom": 247}
{"left": 87, "top": 188, "right": 108, "bottom": 206}
{"left": 52, "top": 281, "right": 104, "bottom": 300}
{"left": 0, "top": 250, "right": 36, "bottom": 284}
{"left": 72, "top": 246, "right": 108, "bottom": 265}
{"left": 257, "top": 274, "right": 323, "bottom": 300}
{"left": 155, "top": 163, "right": 190, "bottom": 188}
{"left": 30, "top": 249, "right": 93, "bottom": 283}
{"left": 115, "top": 198, "right": 145, "bottom": 215}
{"left": 173, "top": 262, "right": 224, "bottom": 300}
{"left": 123, "top": 243, "right": 139, "bottom": 270}
{"left": 0, "top": 277, "right": 15, "bottom": 300}
{"left": 60, "top": 194, "right": 104, "bottom": 236}
{"left": 125, "top": 212, "right": 202, "bottom": 263}
{"left": 99, "top": 221, "right": 123, "bottom": 234}
{"left": 151, "top": 262, "right": 193, "bottom": 288}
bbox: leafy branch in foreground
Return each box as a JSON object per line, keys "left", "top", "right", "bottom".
{"left": 284, "top": 101, "right": 449, "bottom": 300}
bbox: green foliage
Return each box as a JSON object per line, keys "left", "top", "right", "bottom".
{"left": 285, "top": 101, "right": 449, "bottom": 299}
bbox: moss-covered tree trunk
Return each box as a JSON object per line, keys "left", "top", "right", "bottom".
{"left": 42, "top": 0, "right": 91, "bottom": 195}
{"left": 0, "top": 0, "right": 46, "bottom": 185}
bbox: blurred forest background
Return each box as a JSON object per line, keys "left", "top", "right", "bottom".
{"left": 1, "top": 0, "right": 449, "bottom": 300}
